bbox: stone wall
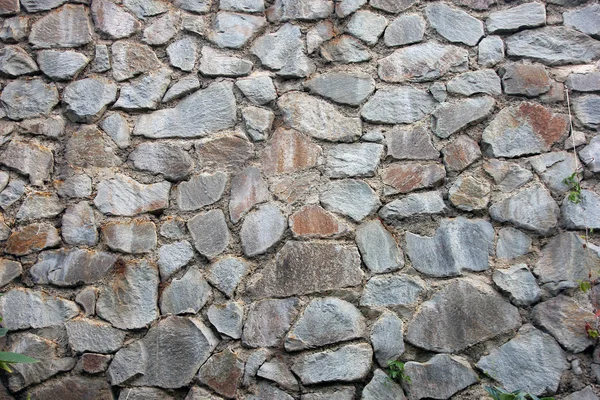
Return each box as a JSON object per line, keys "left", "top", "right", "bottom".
{"left": 0, "top": 0, "right": 599, "bottom": 398}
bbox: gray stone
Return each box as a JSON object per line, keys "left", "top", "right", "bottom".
{"left": 529, "top": 151, "right": 578, "bottom": 194}
{"left": 167, "top": 38, "right": 197, "bottom": 72}
{"left": 483, "top": 159, "right": 533, "bottom": 192}
{"left": 62, "top": 202, "right": 98, "bottom": 246}
{"left": 320, "top": 179, "right": 380, "bottom": 222}
{"left": 96, "top": 260, "right": 159, "bottom": 330}
{"left": 356, "top": 220, "right": 404, "bottom": 274}
{"left": 362, "top": 369, "right": 406, "bottom": 400}
{"left": 198, "top": 349, "right": 244, "bottom": 398}
{"left": 208, "top": 301, "right": 244, "bottom": 339}
{"left": 235, "top": 74, "right": 277, "bottom": 105}
{"left": 56, "top": 175, "right": 92, "bottom": 199}
{"left": 258, "top": 359, "right": 298, "bottom": 391}
{"left": 304, "top": 388, "right": 356, "bottom": 400}
{"left": 285, "top": 297, "right": 366, "bottom": 351}
{"left": 157, "top": 241, "right": 194, "bottom": 281}
{"left": 63, "top": 78, "right": 117, "bottom": 123}
{"left": 187, "top": 209, "right": 230, "bottom": 259}
{"left": 384, "top": 14, "right": 425, "bottom": 47}
{"left": 134, "top": 81, "right": 236, "bottom": 138}
{"left": 564, "top": 4, "right": 600, "bottom": 39}
{"left": 65, "top": 318, "right": 125, "bottom": 354}
{"left": 477, "top": 325, "right": 568, "bottom": 396}
{"left": 29, "top": 4, "right": 93, "bottom": 48}
{"left": 0, "top": 172, "right": 7, "bottom": 193}
{"left": 563, "top": 190, "right": 600, "bottom": 230}
{"left": 163, "top": 75, "right": 201, "bottom": 102}
{"left": 496, "top": 227, "right": 532, "bottom": 260}
{"left": 0, "top": 16, "right": 28, "bottom": 43}
{"left": 370, "top": 0, "right": 416, "bottom": 13}
{"left": 176, "top": 172, "right": 227, "bottom": 211}
{"left": 242, "top": 106, "right": 274, "bottom": 141}
{"left": 346, "top": 10, "right": 388, "bottom": 46}
{"left": 75, "top": 287, "right": 97, "bottom": 317}
{"left": 118, "top": 388, "right": 176, "bottom": 400}
{"left": 0, "top": 141, "right": 53, "bottom": 185}
{"left": 325, "top": 143, "right": 383, "bottom": 178}
{"left": 243, "top": 297, "right": 300, "bottom": 347}
{"left": 320, "top": 35, "right": 371, "bottom": 63}
{"left": 501, "top": 63, "right": 551, "bottom": 97}
{"left": 37, "top": 50, "right": 88, "bottom": 81}
{"left": 446, "top": 70, "right": 501, "bottom": 96}
{"left": 207, "top": 256, "right": 249, "bottom": 298}
{"left": 108, "top": 316, "right": 218, "bottom": 388}
{"left": 94, "top": 174, "right": 171, "bottom": 216}
{"left": 243, "top": 349, "right": 270, "bottom": 387}
{"left": 124, "top": 0, "right": 168, "bottom": 19}
{"left": 111, "top": 40, "right": 161, "bottom": 81}
{"left": 0, "top": 288, "right": 78, "bottom": 330}
{"left": 566, "top": 72, "right": 600, "bottom": 93}
{"left": 160, "top": 267, "right": 211, "bottom": 315}
{"left": 25, "top": 375, "right": 113, "bottom": 399}
{"left": 385, "top": 124, "right": 439, "bottom": 160}
{"left": 506, "top": 27, "right": 600, "bottom": 66}
{"left": 186, "top": 386, "right": 227, "bottom": 400}
{"left": 406, "top": 278, "right": 521, "bottom": 352}
{"left": 490, "top": 184, "right": 560, "bottom": 235}
{"left": 404, "top": 354, "right": 478, "bottom": 400}
{"left": 240, "top": 203, "right": 286, "bottom": 257}
{"left": 379, "top": 191, "right": 446, "bottom": 223}
{"left": 486, "top": 2, "right": 546, "bottom": 34}
{"left": 573, "top": 95, "right": 600, "bottom": 129}
{"left": 91, "top": 44, "right": 111, "bottom": 73}
{"left": 360, "top": 273, "right": 424, "bottom": 309}
{"left": 143, "top": 11, "right": 179, "bottom": 45}
{"left": 0, "top": 259, "right": 21, "bottom": 288}
{"left": 130, "top": 141, "right": 193, "bottom": 181}
{"left": 91, "top": 0, "right": 141, "bottom": 39}
{"left": 199, "top": 46, "right": 252, "bottom": 77}
{"left": 245, "top": 241, "right": 364, "bottom": 298}
{"left": 208, "top": 11, "right": 267, "bottom": 49}
{"left": 65, "top": 126, "right": 121, "bottom": 169}
{"left": 173, "top": 0, "right": 210, "bottom": 13}
{"left": 100, "top": 113, "right": 130, "bottom": 148}
{"left": 493, "top": 264, "right": 541, "bottom": 306}
{"left": 0, "top": 46, "right": 38, "bottom": 77}
{"left": 292, "top": 343, "right": 373, "bottom": 384}
{"left": 305, "top": 72, "right": 375, "bottom": 106}
{"left": 563, "top": 387, "right": 599, "bottom": 400}
{"left": 426, "top": 3, "right": 483, "bottom": 46}
{"left": 371, "top": 312, "right": 404, "bottom": 367}
{"left": 16, "top": 192, "right": 64, "bottom": 220}
{"left": 0, "top": 79, "right": 58, "bottom": 120}
{"left": 429, "top": 83, "right": 446, "bottom": 104}
{"left": 159, "top": 217, "right": 187, "bottom": 240}
{"left": 306, "top": 20, "right": 335, "bottom": 54}
{"left": 220, "top": 0, "right": 264, "bottom": 12}
{"left": 478, "top": 36, "right": 504, "bottom": 67}
{"left": 581, "top": 136, "right": 600, "bottom": 173}
{"left": 103, "top": 220, "right": 157, "bottom": 254}
{"left": 361, "top": 86, "right": 437, "bottom": 124}
{"left": 335, "top": 0, "right": 365, "bottom": 17}
{"left": 406, "top": 217, "right": 494, "bottom": 277}
{"left": 267, "top": 0, "right": 333, "bottom": 21}
{"left": 0, "top": 179, "right": 25, "bottom": 208}
{"left": 432, "top": 96, "right": 495, "bottom": 139}
{"left": 113, "top": 68, "right": 171, "bottom": 110}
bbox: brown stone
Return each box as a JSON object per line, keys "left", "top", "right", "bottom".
{"left": 501, "top": 64, "right": 551, "bottom": 97}
{"left": 270, "top": 172, "right": 320, "bottom": 205}
{"left": 5, "top": 223, "right": 60, "bottom": 256}
{"left": 196, "top": 132, "right": 254, "bottom": 169}
{"left": 442, "top": 135, "right": 482, "bottom": 173}
{"left": 289, "top": 204, "right": 348, "bottom": 238}
{"left": 102, "top": 219, "right": 157, "bottom": 254}
{"left": 229, "top": 166, "right": 270, "bottom": 223}
{"left": 262, "top": 128, "right": 322, "bottom": 176}
{"left": 25, "top": 376, "right": 113, "bottom": 400}
{"left": 381, "top": 163, "right": 446, "bottom": 195}
{"left": 198, "top": 349, "right": 244, "bottom": 399}
{"left": 0, "top": 0, "right": 19, "bottom": 15}
{"left": 65, "top": 126, "right": 121, "bottom": 169}
{"left": 81, "top": 353, "right": 111, "bottom": 374}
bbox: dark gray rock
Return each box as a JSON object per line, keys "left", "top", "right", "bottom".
{"left": 580, "top": 136, "right": 600, "bottom": 172}
{"left": 160, "top": 267, "right": 211, "bottom": 315}
{"left": 130, "top": 141, "right": 194, "bottom": 181}
{"left": 362, "top": 369, "right": 406, "bottom": 400}
{"left": 431, "top": 96, "right": 495, "bottom": 138}
{"left": 0, "top": 79, "right": 58, "bottom": 120}
{"left": 385, "top": 124, "right": 439, "bottom": 161}
{"left": 29, "top": 5, "right": 93, "bottom": 48}
{"left": 529, "top": 151, "right": 578, "bottom": 194}
{"left": 305, "top": 72, "right": 375, "bottom": 106}
{"left": 94, "top": 174, "right": 171, "bottom": 216}
{"left": 384, "top": 14, "right": 425, "bottom": 47}
{"left": 493, "top": 264, "right": 541, "bottom": 306}
{"left": 361, "top": 87, "right": 437, "bottom": 124}
{"left": 486, "top": 2, "right": 546, "bottom": 34}
{"left": 360, "top": 274, "right": 425, "bottom": 307}
{"left": 0, "top": 180, "right": 26, "bottom": 209}
{"left": 379, "top": 192, "right": 446, "bottom": 223}
{"left": 573, "top": 95, "right": 600, "bottom": 129}
{"left": 208, "top": 11, "right": 267, "bottom": 49}
{"left": 306, "top": 20, "right": 335, "bottom": 54}
{"left": 118, "top": 388, "right": 176, "bottom": 400}
{"left": 243, "top": 349, "right": 270, "bottom": 387}
{"left": 0, "top": 289, "right": 78, "bottom": 330}
{"left": 566, "top": 72, "right": 600, "bottom": 93}
{"left": 198, "top": 349, "right": 244, "bottom": 398}
{"left": 177, "top": 172, "right": 227, "bottom": 211}
{"left": 102, "top": 220, "right": 157, "bottom": 254}
{"left": 20, "top": 116, "right": 64, "bottom": 139}
{"left": 187, "top": 209, "right": 230, "bottom": 259}
{"left": 242, "top": 297, "right": 300, "bottom": 347}
{"left": 564, "top": 4, "right": 600, "bottom": 39}
{"left": 0, "top": 259, "right": 21, "bottom": 288}
{"left": 257, "top": 359, "right": 298, "bottom": 391}
{"left": 75, "top": 287, "right": 97, "bottom": 317}
{"left": 496, "top": 227, "right": 531, "bottom": 260}
{"left": 426, "top": 3, "right": 483, "bottom": 46}
{"left": 320, "top": 179, "right": 381, "bottom": 222}
{"left": 446, "top": 70, "right": 501, "bottom": 96}
{"left": 371, "top": 312, "right": 404, "bottom": 368}
{"left": 207, "top": 256, "right": 249, "bottom": 298}
{"left": 355, "top": 220, "right": 404, "bottom": 274}
{"left": 563, "top": 387, "right": 599, "bottom": 400}
{"left": 207, "top": 301, "right": 244, "bottom": 339}
{"left": 483, "top": 159, "right": 533, "bottom": 192}
{"left": 501, "top": 63, "right": 551, "bottom": 97}
{"left": 157, "top": 241, "right": 194, "bottom": 281}
{"left": 65, "top": 318, "right": 125, "bottom": 354}
{"left": 63, "top": 78, "right": 117, "bottom": 123}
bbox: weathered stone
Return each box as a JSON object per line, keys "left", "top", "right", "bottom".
{"left": 386, "top": 124, "right": 439, "bottom": 161}
{"left": 246, "top": 241, "right": 364, "bottom": 298}
{"left": 446, "top": 70, "right": 501, "bottom": 96}
{"left": 0, "top": 16, "right": 29, "bottom": 42}
{"left": 25, "top": 375, "right": 112, "bottom": 400}
{"left": 1, "top": 141, "right": 53, "bottom": 186}
{"left": 404, "top": 354, "right": 478, "bottom": 400}
{"left": 563, "top": 387, "right": 599, "bottom": 400}
{"left": 370, "top": 0, "right": 416, "bottom": 13}
{"left": 426, "top": 3, "right": 483, "bottom": 46}
{"left": 320, "top": 35, "right": 371, "bottom": 63}
{"left": 157, "top": 241, "right": 194, "bottom": 281}
{"left": 482, "top": 103, "right": 569, "bottom": 157}
{"left": 362, "top": 87, "right": 437, "bottom": 125}
{"left": 29, "top": 5, "right": 93, "bottom": 48}
{"left": 208, "top": 11, "right": 267, "bottom": 49}
{"left": 207, "top": 256, "right": 249, "bottom": 298}
{"left": 306, "top": 20, "right": 335, "bottom": 54}
{"left": 493, "top": 264, "right": 541, "bottom": 306}
{"left": 320, "top": 179, "right": 380, "bottom": 222}
{"left": 267, "top": 0, "right": 332, "bottom": 21}
{"left": 356, "top": 220, "right": 404, "bottom": 273}
{"left": 0, "top": 0, "right": 18, "bottom": 14}
{"left": 66, "top": 126, "right": 121, "bottom": 169}
{"left": 75, "top": 287, "right": 98, "bottom": 317}
{"left": 111, "top": 40, "right": 161, "bottom": 81}
{"left": 243, "top": 349, "right": 270, "bottom": 387}
{"left": 0, "top": 79, "right": 58, "bottom": 121}
{"left": 305, "top": 72, "right": 374, "bottom": 107}
{"left": 143, "top": 11, "right": 179, "bottom": 45}
{"left": 0, "top": 179, "right": 24, "bottom": 209}
{"left": 0, "top": 259, "right": 21, "bottom": 288}
{"left": 289, "top": 205, "right": 348, "bottom": 238}
{"left": 486, "top": 2, "right": 546, "bottom": 34}
{"left": 285, "top": 297, "right": 366, "bottom": 351}
{"left": 483, "top": 159, "right": 533, "bottom": 192}
{"left": 187, "top": 209, "right": 230, "bottom": 259}
{"left": 432, "top": 96, "right": 495, "bottom": 139}
{"left": 271, "top": 172, "right": 320, "bottom": 205}
{"left": 563, "top": 190, "right": 600, "bottom": 230}
{"left": 131, "top": 142, "right": 193, "bottom": 182}
{"left": 159, "top": 217, "right": 187, "bottom": 240}
{"left": 81, "top": 354, "right": 111, "bottom": 375}
{"left": 91, "top": 44, "right": 111, "bottom": 72}
{"left": 501, "top": 63, "right": 551, "bottom": 97}
{"left": 335, "top": 0, "right": 365, "bottom": 17}
{"left": 573, "top": 95, "right": 600, "bottom": 129}
{"left": 407, "top": 278, "right": 521, "bottom": 352}
{"left": 566, "top": 72, "right": 600, "bottom": 93}
{"left": 442, "top": 136, "right": 482, "bottom": 173}
{"left": 20, "top": 0, "right": 66, "bottom": 12}
{"left": 382, "top": 163, "right": 445, "bottom": 195}
{"left": 304, "top": 388, "right": 356, "bottom": 400}
{"left": 477, "top": 325, "right": 568, "bottom": 396}
{"left": 563, "top": 4, "right": 600, "bottom": 39}
{"left": 5, "top": 223, "right": 60, "bottom": 256}
{"left": 241, "top": 106, "right": 273, "bottom": 141}
{"left": 384, "top": 14, "right": 425, "bottom": 47}
{"left": 229, "top": 166, "right": 269, "bottom": 223}
{"left": 235, "top": 74, "right": 277, "bottom": 105}
{"left": 208, "top": 301, "right": 244, "bottom": 339}
{"left": 16, "top": 192, "right": 64, "bottom": 220}
{"left": 262, "top": 128, "right": 321, "bottom": 177}
{"left": 362, "top": 369, "right": 406, "bottom": 400}
{"left": 173, "top": 0, "right": 210, "bottom": 14}
{"left": 242, "top": 297, "right": 299, "bottom": 347}
{"left": 117, "top": 388, "right": 175, "bottom": 400}
{"left": 197, "top": 131, "right": 254, "bottom": 167}
{"left": 448, "top": 175, "right": 491, "bottom": 211}
{"left": 361, "top": 274, "right": 425, "bottom": 307}
{"left": 581, "top": 136, "right": 600, "bottom": 172}
{"left": 124, "top": 0, "right": 168, "bottom": 19}
{"left": 102, "top": 220, "right": 157, "bottom": 254}
{"left": 506, "top": 27, "right": 600, "bottom": 66}
{"left": 163, "top": 75, "right": 201, "bottom": 103}
{"left": 371, "top": 312, "right": 404, "bottom": 367}
{"left": 160, "top": 266, "right": 211, "bottom": 315}
{"left": 186, "top": 386, "right": 227, "bottom": 400}
{"left": 292, "top": 343, "right": 373, "bottom": 384}
{"left": 0, "top": 288, "right": 78, "bottom": 330}
{"left": 113, "top": 68, "right": 171, "bottom": 110}
{"left": 257, "top": 359, "right": 298, "bottom": 391}
{"left": 63, "top": 78, "right": 117, "bottom": 123}
{"left": 478, "top": 35, "right": 504, "bottom": 67}
{"left": 36, "top": 50, "right": 88, "bottom": 81}
{"left": 134, "top": 81, "right": 236, "bottom": 138}
{"left": 379, "top": 191, "right": 446, "bottom": 223}
{"left": 99, "top": 113, "right": 130, "bottom": 148}
{"left": 240, "top": 203, "right": 286, "bottom": 257}
{"left": 94, "top": 174, "right": 171, "bottom": 216}
{"left": 30, "top": 248, "right": 117, "bottom": 287}
{"left": 496, "top": 227, "right": 532, "bottom": 260}
{"left": 96, "top": 260, "right": 159, "bottom": 330}
{"left": 220, "top": 0, "right": 263, "bottom": 12}
{"left": 108, "top": 316, "right": 218, "bottom": 388}
{"left": 65, "top": 318, "right": 125, "bottom": 354}
{"left": 529, "top": 151, "right": 578, "bottom": 194}
{"left": 175, "top": 172, "right": 227, "bottom": 212}
{"left": 0, "top": 46, "right": 38, "bottom": 77}
{"left": 346, "top": 10, "right": 387, "bottom": 46}
{"left": 198, "top": 349, "right": 244, "bottom": 398}
{"left": 166, "top": 38, "right": 196, "bottom": 72}
{"left": 325, "top": 143, "right": 383, "bottom": 178}
{"left": 92, "top": 0, "right": 141, "bottom": 39}
{"left": 199, "top": 46, "right": 251, "bottom": 77}
{"left": 490, "top": 184, "right": 559, "bottom": 235}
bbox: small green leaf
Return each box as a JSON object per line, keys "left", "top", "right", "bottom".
{"left": 0, "top": 352, "right": 38, "bottom": 364}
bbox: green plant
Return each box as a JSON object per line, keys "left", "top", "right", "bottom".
{"left": 485, "top": 386, "right": 554, "bottom": 400}
{"left": 0, "top": 317, "right": 38, "bottom": 372}
{"left": 563, "top": 172, "right": 582, "bottom": 204}
{"left": 386, "top": 360, "right": 411, "bottom": 384}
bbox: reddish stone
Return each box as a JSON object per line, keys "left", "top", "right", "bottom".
{"left": 381, "top": 163, "right": 446, "bottom": 194}
{"left": 5, "top": 223, "right": 60, "bottom": 256}
{"left": 198, "top": 349, "right": 243, "bottom": 399}
{"left": 197, "top": 131, "right": 254, "bottom": 169}
{"left": 229, "top": 166, "right": 270, "bottom": 223}
{"left": 501, "top": 64, "right": 551, "bottom": 97}
{"left": 65, "top": 126, "right": 121, "bottom": 168}
{"left": 516, "top": 103, "right": 569, "bottom": 148}
{"left": 81, "top": 353, "right": 111, "bottom": 374}
{"left": 262, "top": 128, "right": 322, "bottom": 176}
{"left": 289, "top": 204, "right": 348, "bottom": 238}
{"left": 442, "top": 135, "right": 482, "bottom": 173}
{"left": 0, "top": 0, "right": 19, "bottom": 15}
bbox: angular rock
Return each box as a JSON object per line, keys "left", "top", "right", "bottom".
{"left": 176, "top": 172, "right": 227, "bottom": 211}
{"left": 362, "top": 87, "right": 437, "bottom": 125}
{"left": 493, "top": 264, "right": 541, "bottom": 307}
{"left": 196, "top": 131, "right": 254, "bottom": 168}
{"left": 18, "top": 116, "right": 64, "bottom": 140}
{"left": 198, "top": 350, "right": 244, "bottom": 398}
{"left": 98, "top": 113, "right": 129, "bottom": 149}
{"left": 16, "top": 192, "right": 64, "bottom": 220}
{"left": 167, "top": 38, "right": 197, "bottom": 72}
{"left": 208, "top": 301, "right": 244, "bottom": 339}
{"left": 563, "top": 387, "right": 599, "bottom": 400}
{"left": 442, "top": 136, "right": 482, "bottom": 173}
{"left": 94, "top": 174, "right": 171, "bottom": 216}
{"left": 382, "top": 163, "right": 445, "bottom": 195}
{"left": 289, "top": 205, "right": 347, "bottom": 239}
{"left": 143, "top": 11, "right": 179, "bottom": 45}
{"left": 325, "top": 143, "right": 383, "bottom": 178}
{"left": 483, "top": 159, "right": 533, "bottom": 192}
{"left": 371, "top": 312, "right": 404, "bottom": 367}
{"left": 384, "top": 14, "right": 425, "bottom": 47}
{"left": 0, "top": 179, "right": 25, "bottom": 209}
{"left": 305, "top": 72, "right": 374, "bottom": 106}
{"left": 235, "top": 74, "right": 277, "bottom": 105}
{"left": 335, "top": 0, "right": 365, "bottom": 18}
{"left": 581, "top": 136, "right": 600, "bottom": 173}
{"left": 432, "top": 96, "right": 495, "bottom": 139}
{"left": 240, "top": 203, "right": 286, "bottom": 257}
{"left": 361, "top": 274, "right": 425, "bottom": 307}
{"left": 117, "top": 388, "right": 175, "bottom": 400}
{"left": 91, "top": 44, "right": 111, "bottom": 72}
{"left": 262, "top": 127, "right": 321, "bottom": 176}
{"left": 37, "top": 50, "right": 88, "bottom": 81}
{"left": 496, "top": 227, "right": 532, "bottom": 260}
{"left": 130, "top": 142, "right": 193, "bottom": 181}
{"left": 81, "top": 353, "right": 111, "bottom": 375}
{"left": 229, "top": 166, "right": 269, "bottom": 223}
{"left": 92, "top": 0, "right": 141, "bottom": 39}
{"left": 243, "top": 297, "right": 299, "bottom": 347}
{"left": 446, "top": 70, "right": 501, "bottom": 96}
{"left": 173, "top": 0, "right": 209, "bottom": 14}
{"left": 320, "top": 179, "right": 380, "bottom": 222}
{"left": 65, "top": 318, "right": 125, "bottom": 354}
{"left": 320, "top": 35, "right": 371, "bottom": 64}
{"left": 0, "top": 0, "right": 18, "bottom": 14}
{"left": 379, "top": 191, "right": 446, "bottom": 223}
{"left": 370, "top": 0, "right": 416, "bottom": 13}
{"left": 306, "top": 20, "right": 335, "bottom": 54}
{"left": 0, "top": 259, "right": 21, "bottom": 288}
{"left": 208, "top": 11, "right": 266, "bottom": 49}
{"left": 124, "top": 0, "right": 168, "bottom": 19}
{"left": 5, "top": 223, "right": 60, "bottom": 256}
{"left": 102, "top": 220, "right": 157, "bottom": 254}
{"left": 63, "top": 78, "right": 117, "bottom": 123}
{"left": 25, "top": 375, "right": 112, "bottom": 400}
{"left": 426, "top": 3, "right": 484, "bottom": 46}
{"left": 163, "top": 75, "right": 201, "bottom": 103}
{"left": 563, "top": 190, "right": 600, "bottom": 230}
{"left": 160, "top": 267, "right": 211, "bottom": 315}
{"left": 566, "top": 72, "right": 600, "bottom": 93}
{"left": 257, "top": 359, "right": 298, "bottom": 391}
{"left": 407, "top": 279, "right": 521, "bottom": 352}
{"left": 111, "top": 41, "right": 161, "bottom": 81}
{"left": 564, "top": 4, "right": 600, "bottom": 39}
{"left": 478, "top": 35, "right": 504, "bottom": 67}
{"left": 20, "top": 0, "right": 66, "bottom": 12}
{"left": 362, "top": 369, "right": 406, "bottom": 400}
{"left": 386, "top": 124, "right": 439, "bottom": 160}
{"left": 449, "top": 175, "right": 491, "bottom": 211}
{"left": 75, "top": 287, "right": 98, "bottom": 317}
{"left": 207, "top": 256, "right": 249, "bottom": 298}
{"left": 113, "top": 68, "right": 171, "bottom": 110}
{"left": 243, "top": 349, "right": 270, "bottom": 388}
{"left": 356, "top": 220, "right": 404, "bottom": 273}
{"left": 267, "top": 0, "right": 333, "bottom": 21}
{"left": 0, "top": 16, "right": 29, "bottom": 43}
{"left": 220, "top": 0, "right": 264, "bottom": 12}
{"left": 486, "top": 2, "right": 546, "bottom": 34}
{"left": 199, "top": 46, "right": 251, "bottom": 77}
{"left": 529, "top": 151, "right": 578, "bottom": 194}
{"left": 157, "top": 241, "right": 194, "bottom": 281}
{"left": 241, "top": 106, "right": 273, "bottom": 141}
{"left": 346, "top": 10, "right": 387, "bottom": 46}
{"left": 0, "top": 289, "right": 78, "bottom": 330}
{"left": 1, "top": 141, "right": 53, "bottom": 186}
{"left": 65, "top": 126, "right": 121, "bottom": 169}
{"left": 573, "top": 95, "right": 600, "bottom": 129}
{"left": 159, "top": 217, "right": 187, "bottom": 240}
{"left": 0, "top": 79, "right": 58, "bottom": 121}
{"left": 501, "top": 63, "right": 551, "bottom": 97}
{"left": 187, "top": 209, "right": 230, "bottom": 259}
{"left": 246, "top": 241, "right": 364, "bottom": 298}
{"left": 29, "top": 5, "right": 93, "bottom": 48}
{"left": 0, "top": 46, "right": 38, "bottom": 77}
